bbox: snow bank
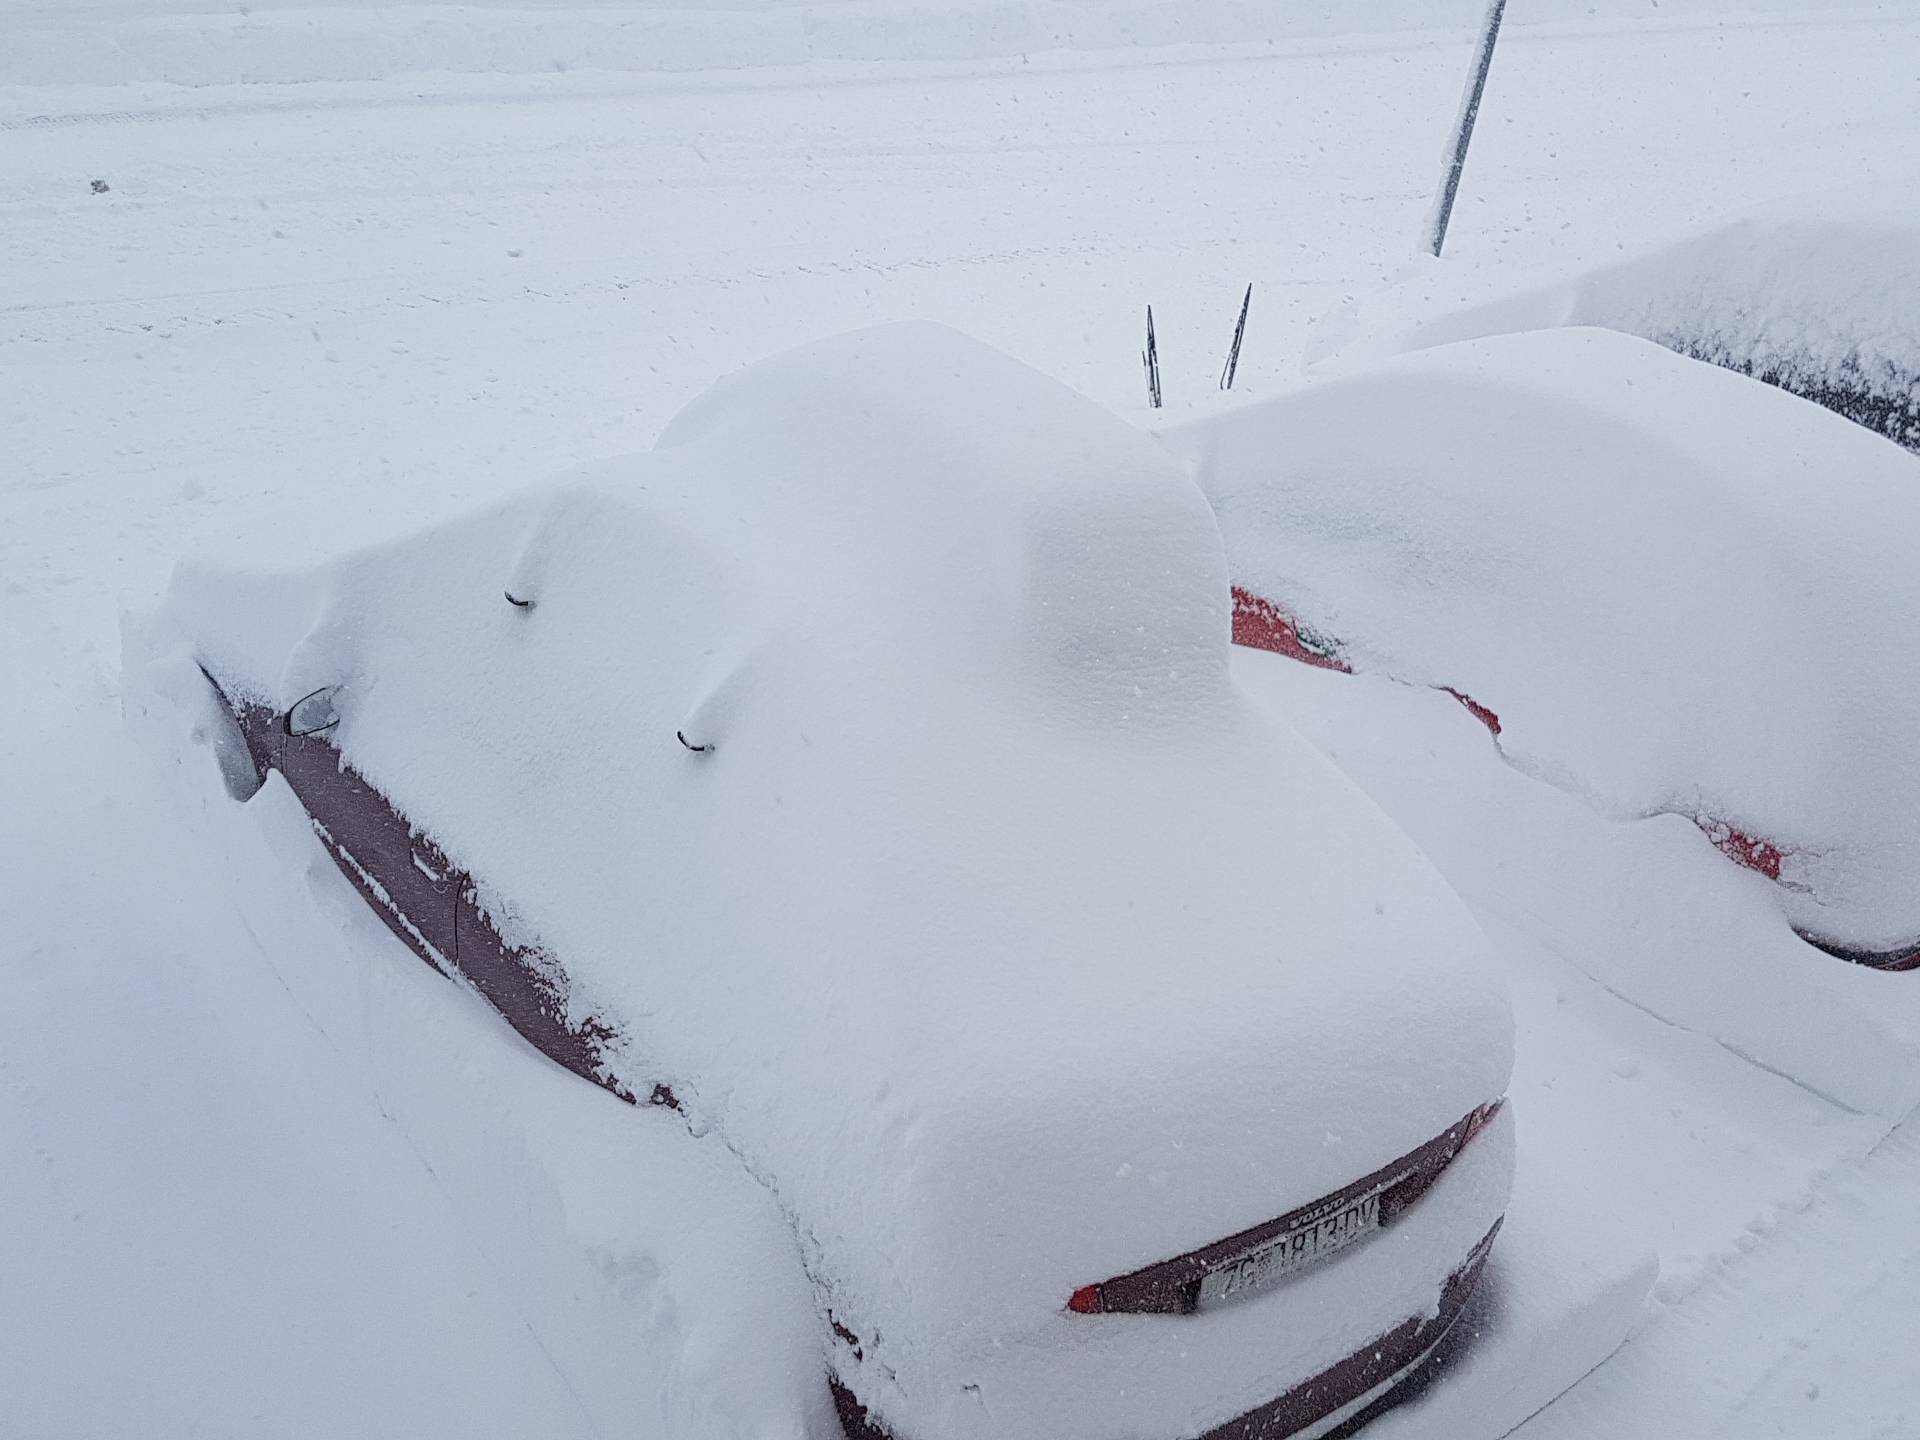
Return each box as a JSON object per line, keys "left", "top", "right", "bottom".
{"left": 152, "top": 323, "right": 1513, "bottom": 1440}
{"left": 1310, "top": 198, "right": 1920, "bottom": 451}
{"left": 1173, "top": 327, "right": 1920, "bottom": 957}
{"left": 5, "top": 0, "right": 1912, "bottom": 91}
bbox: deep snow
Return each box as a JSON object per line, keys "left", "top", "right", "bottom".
{"left": 11, "top": 4, "right": 1920, "bottom": 1438}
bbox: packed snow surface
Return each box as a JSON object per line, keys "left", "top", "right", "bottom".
{"left": 150, "top": 322, "right": 1513, "bottom": 1440}
{"left": 1174, "top": 327, "right": 1920, "bottom": 953}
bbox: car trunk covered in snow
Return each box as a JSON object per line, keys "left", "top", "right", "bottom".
{"left": 154, "top": 323, "right": 1512, "bottom": 1440}
{"left": 1173, "top": 326, "right": 1920, "bottom": 961}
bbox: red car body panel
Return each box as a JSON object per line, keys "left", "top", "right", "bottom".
{"left": 219, "top": 684, "right": 648, "bottom": 1106}
{"left": 1230, "top": 587, "right": 1351, "bottom": 674}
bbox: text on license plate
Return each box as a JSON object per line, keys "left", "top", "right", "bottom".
{"left": 1197, "top": 1191, "right": 1382, "bottom": 1306}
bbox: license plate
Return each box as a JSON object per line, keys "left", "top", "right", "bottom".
{"left": 1198, "top": 1191, "right": 1382, "bottom": 1306}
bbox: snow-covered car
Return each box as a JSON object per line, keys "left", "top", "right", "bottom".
{"left": 1310, "top": 196, "right": 1920, "bottom": 453}
{"left": 165, "top": 324, "right": 1514, "bottom": 1440}
{"left": 1175, "top": 325, "right": 1920, "bottom": 970}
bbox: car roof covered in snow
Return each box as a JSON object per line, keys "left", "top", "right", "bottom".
{"left": 1172, "top": 325, "right": 1920, "bottom": 951}
{"left": 164, "top": 323, "right": 1511, "bottom": 1428}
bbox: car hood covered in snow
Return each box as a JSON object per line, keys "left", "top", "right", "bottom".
{"left": 1173, "top": 326, "right": 1920, "bottom": 955}
{"left": 160, "top": 323, "right": 1511, "bottom": 1429}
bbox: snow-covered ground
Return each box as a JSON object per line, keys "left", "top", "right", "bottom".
{"left": 10, "top": 3, "right": 1920, "bottom": 1436}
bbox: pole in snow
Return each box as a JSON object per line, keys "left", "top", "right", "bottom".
{"left": 1424, "top": 0, "right": 1508, "bottom": 258}
{"left": 1219, "top": 284, "right": 1252, "bottom": 391}
{"left": 1143, "top": 305, "right": 1163, "bottom": 409}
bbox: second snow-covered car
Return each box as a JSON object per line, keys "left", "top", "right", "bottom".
{"left": 1177, "top": 325, "right": 1920, "bottom": 970}
{"left": 166, "top": 323, "right": 1513, "bottom": 1440}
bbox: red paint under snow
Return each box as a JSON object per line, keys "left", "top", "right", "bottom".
{"left": 1227, "top": 586, "right": 1504, "bottom": 740}
{"left": 1229, "top": 586, "right": 1351, "bottom": 673}
{"left": 1441, "top": 687, "right": 1502, "bottom": 737}
{"left": 1700, "top": 822, "right": 1787, "bottom": 882}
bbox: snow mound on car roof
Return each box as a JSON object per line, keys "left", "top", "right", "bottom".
{"left": 647, "top": 318, "right": 1236, "bottom": 727}
{"left": 1308, "top": 196, "right": 1920, "bottom": 450}
{"left": 165, "top": 322, "right": 1513, "bottom": 1440}
{"left": 1173, "top": 326, "right": 1920, "bottom": 952}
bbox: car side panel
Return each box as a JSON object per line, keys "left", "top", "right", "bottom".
{"left": 281, "top": 731, "right": 460, "bottom": 971}
{"left": 452, "top": 882, "right": 631, "bottom": 1097}
{"left": 200, "top": 675, "right": 646, "bottom": 1103}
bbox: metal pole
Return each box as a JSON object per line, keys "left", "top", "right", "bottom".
{"left": 1425, "top": 0, "right": 1507, "bottom": 257}
{"left": 1142, "top": 305, "right": 1163, "bottom": 409}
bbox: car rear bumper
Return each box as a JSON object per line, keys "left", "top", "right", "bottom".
{"left": 832, "top": 1220, "right": 1499, "bottom": 1440}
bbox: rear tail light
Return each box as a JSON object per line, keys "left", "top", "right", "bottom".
{"left": 1064, "top": 1099, "right": 1506, "bottom": 1315}
{"left": 1066, "top": 1284, "right": 1103, "bottom": 1315}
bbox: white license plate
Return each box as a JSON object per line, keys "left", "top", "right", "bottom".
{"left": 1198, "top": 1191, "right": 1382, "bottom": 1306}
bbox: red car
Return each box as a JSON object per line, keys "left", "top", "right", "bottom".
{"left": 173, "top": 322, "right": 1515, "bottom": 1440}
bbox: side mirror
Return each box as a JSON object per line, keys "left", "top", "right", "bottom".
{"left": 197, "top": 666, "right": 267, "bottom": 801}
{"left": 286, "top": 686, "right": 342, "bottom": 738}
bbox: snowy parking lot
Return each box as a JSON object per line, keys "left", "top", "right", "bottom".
{"left": 8, "top": 2, "right": 1920, "bottom": 1437}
